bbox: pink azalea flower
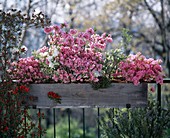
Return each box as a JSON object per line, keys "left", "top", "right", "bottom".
{"left": 150, "top": 86, "right": 155, "bottom": 92}
{"left": 86, "top": 28, "right": 94, "bottom": 35}
{"left": 69, "top": 29, "right": 77, "bottom": 35}
{"left": 44, "top": 26, "right": 53, "bottom": 34}
{"left": 114, "top": 53, "right": 164, "bottom": 85}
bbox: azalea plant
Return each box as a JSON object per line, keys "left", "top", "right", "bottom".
{"left": 114, "top": 52, "right": 164, "bottom": 85}
{"left": 9, "top": 57, "right": 49, "bottom": 84}
{"left": 33, "top": 23, "right": 113, "bottom": 83}
{"left": 8, "top": 23, "right": 164, "bottom": 86}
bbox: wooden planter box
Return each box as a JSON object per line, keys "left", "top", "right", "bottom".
{"left": 27, "top": 83, "right": 148, "bottom": 108}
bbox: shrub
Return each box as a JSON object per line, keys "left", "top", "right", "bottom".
{"left": 100, "top": 101, "right": 170, "bottom": 138}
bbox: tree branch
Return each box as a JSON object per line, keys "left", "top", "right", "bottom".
{"left": 19, "top": 0, "right": 31, "bottom": 47}
{"left": 143, "top": 0, "right": 162, "bottom": 30}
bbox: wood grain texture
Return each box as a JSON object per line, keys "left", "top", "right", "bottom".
{"left": 27, "top": 83, "right": 148, "bottom": 108}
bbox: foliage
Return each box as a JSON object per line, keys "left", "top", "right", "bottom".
{"left": 0, "top": 9, "right": 50, "bottom": 80}
{"left": 99, "top": 101, "right": 170, "bottom": 138}
{"left": 0, "top": 82, "right": 46, "bottom": 137}
{"left": 102, "top": 49, "right": 126, "bottom": 79}
{"left": 0, "top": 9, "right": 50, "bottom": 137}
{"left": 91, "top": 76, "right": 111, "bottom": 89}
{"left": 46, "top": 117, "right": 95, "bottom": 138}
{"left": 120, "top": 28, "right": 132, "bottom": 56}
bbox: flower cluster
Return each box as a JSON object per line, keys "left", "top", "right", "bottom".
{"left": 8, "top": 57, "right": 49, "bottom": 84}
{"left": 48, "top": 91, "right": 61, "bottom": 103}
{"left": 33, "top": 24, "right": 112, "bottom": 83}
{"left": 114, "top": 52, "right": 164, "bottom": 85}
{"left": 0, "top": 82, "right": 46, "bottom": 137}
{"left": 9, "top": 24, "right": 164, "bottom": 86}
{"left": 12, "top": 85, "right": 30, "bottom": 94}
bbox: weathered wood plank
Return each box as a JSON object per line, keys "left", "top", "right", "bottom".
{"left": 27, "top": 83, "right": 148, "bottom": 108}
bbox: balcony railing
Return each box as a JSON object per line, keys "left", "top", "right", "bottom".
{"left": 2, "top": 78, "right": 170, "bottom": 138}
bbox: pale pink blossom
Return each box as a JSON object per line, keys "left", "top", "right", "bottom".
{"left": 10, "top": 57, "right": 48, "bottom": 83}
{"left": 114, "top": 53, "right": 164, "bottom": 85}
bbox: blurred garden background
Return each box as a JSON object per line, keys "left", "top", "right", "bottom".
{"left": 0, "top": 0, "right": 170, "bottom": 137}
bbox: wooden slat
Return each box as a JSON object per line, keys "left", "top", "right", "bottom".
{"left": 27, "top": 83, "right": 147, "bottom": 108}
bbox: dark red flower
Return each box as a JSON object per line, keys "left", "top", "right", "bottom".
{"left": 47, "top": 91, "right": 61, "bottom": 103}
{"left": 19, "top": 85, "right": 29, "bottom": 93}
{"left": 12, "top": 87, "right": 19, "bottom": 94}
{"left": 4, "top": 126, "right": 8, "bottom": 131}
{"left": 12, "top": 85, "right": 29, "bottom": 95}
{"left": 37, "top": 112, "right": 41, "bottom": 117}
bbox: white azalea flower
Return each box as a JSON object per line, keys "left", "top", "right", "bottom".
{"left": 21, "top": 45, "right": 28, "bottom": 52}
{"left": 47, "top": 56, "right": 53, "bottom": 62}
{"left": 49, "top": 62, "right": 54, "bottom": 68}
{"left": 40, "top": 52, "right": 48, "bottom": 57}
{"left": 11, "top": 47, "right": 19, "bottom": 53}
{"left": 94, "top": 71, "right": 101, "bottom": 77}
{"left": 47, "top": 56, "right": 54, "bottom": 68}
{"left": 53, "top": 48, "right": 59, "bottom": 57}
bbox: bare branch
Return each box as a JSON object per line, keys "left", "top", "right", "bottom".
{"left": 143, "top": 0, "right": 162, "bottom": 30}
{"left": 2, "top": 0, "right": 7, "bottom": 11}
{"left": 19, "top": 0, "right": 31, "bottom": 47}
